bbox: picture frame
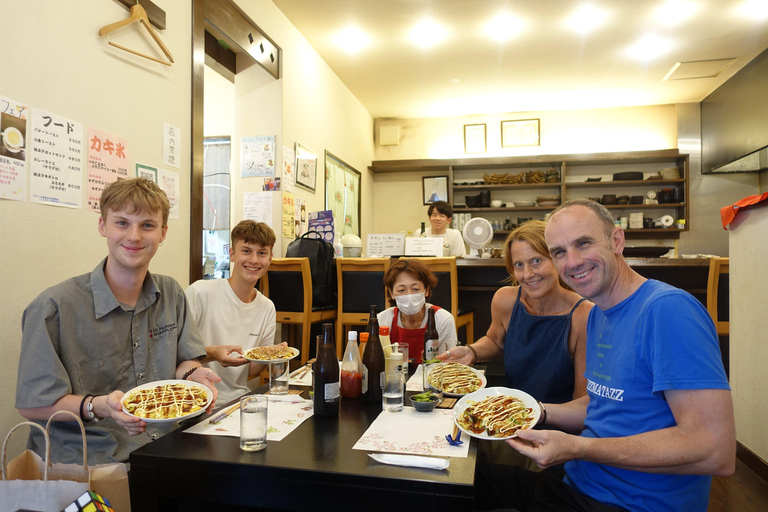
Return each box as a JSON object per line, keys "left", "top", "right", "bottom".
{"left": 423, "top": 176, "right": 448, "bottom": 205}
{"left": 501, "top": 119, "right": 540, "bottom": 147}
{"left": 295, "top": 142, "right": 317, "bottom": 192}
{"left": 325, "top": 151, "right": 361, "bottom": 236}
{"left": 464, "top": 123, "right": 487, "bottom": 154}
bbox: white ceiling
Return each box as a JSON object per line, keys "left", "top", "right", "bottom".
{"left": 271, "top": 0, "right": 768, "bottom": 119}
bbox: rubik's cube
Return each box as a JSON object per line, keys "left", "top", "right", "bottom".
{"left": 61, "top": 490, "right": 114, "bottom": 512}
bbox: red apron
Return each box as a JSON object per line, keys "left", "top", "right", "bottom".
{"left": 390, "top": 305, "right": 440, "bottom": 363}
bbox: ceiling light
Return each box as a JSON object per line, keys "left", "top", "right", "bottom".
{"left": 409, "top": 20, "right": 449, "bottom": 49}
{"left": 484, "top": 13, "right": 525, "bottom": 42}
{"left": 449, "top": 78, "right": 463, "bottom": 84}
{"left": 566, "top": 4, "right": 608, "bottom": 34}
{"left": 626, "top": 34, "right": 673, "bottom": 61}
{"left": 655, "top": 0, "right": 698, "bottom": 26}
{"left": 332, "top": 26, "right": 371, "bottom": 54}
{"left": 738, "top": 0, "right": 768, "bottom": 20}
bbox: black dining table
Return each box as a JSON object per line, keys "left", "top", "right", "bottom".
{"left": 129, "top": 386, "right": 478, "bottom": 511}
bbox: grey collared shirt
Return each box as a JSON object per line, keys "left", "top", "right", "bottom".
{"left": 16, "top": 258, "right": 206, "bottom": 464}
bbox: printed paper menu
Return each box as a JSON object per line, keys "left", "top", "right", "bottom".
{"left": 0, "top": 95, "right": 29, "bottom": 201}
{"left": 29, "top": 108, "right": 83, "bottom": 209}
{"left": 86, "top": 128, "right": 129, "bottom": 212}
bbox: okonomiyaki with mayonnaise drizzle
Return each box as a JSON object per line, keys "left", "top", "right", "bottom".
{"left": 457, "top": 394, "right": 535, "bottom": 438}
{"left": 122, "top": 382, "right": 209, "bottom": 420}
{"left": 426, "top": 362, "right": 483, "bottom": 395}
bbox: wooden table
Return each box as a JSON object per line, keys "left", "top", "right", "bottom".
{"left": 129, "top": 388, "right": 478, "bottom": 511}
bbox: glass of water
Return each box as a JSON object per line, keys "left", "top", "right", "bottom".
{"left": 269, "top": 360, "right": 290, "bottom": 395}
{"left": 240, "top": 395, "right": 268, "bottom": 451}
{"left": 382, "top": 370, "right": 404, "bottom": 413}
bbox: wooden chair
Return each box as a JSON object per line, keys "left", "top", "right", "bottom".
{"left": 261, "top": 257, "right": 337, "bottom": 364}
{"left": 336, "top": 258, "right": 391, "bottom": 359}
{"left": 400, "top": 257, "right": 475, "bottom": 344}
{"left": 707, "top": 257, "right": 730, "bottom": 336}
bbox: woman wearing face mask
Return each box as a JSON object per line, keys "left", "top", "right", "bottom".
{"left": 377, "top": 259, "right": 458, "bottom": 363}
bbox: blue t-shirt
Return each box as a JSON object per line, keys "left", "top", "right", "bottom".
{"left": 564, "top": 280, "right": 729, "bottom": 512}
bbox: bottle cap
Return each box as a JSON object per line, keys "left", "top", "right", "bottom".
{"left": 360, "top": 332, "right": 369, "bottom": 342}
{"left": 379, "top": 326, "right": 390, "bottom": 336}
{"left": 348, "top": 331, "right": 358, "bottom": 341}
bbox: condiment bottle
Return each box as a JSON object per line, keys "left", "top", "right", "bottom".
{"left": 340, "top": 331, "right": 362, "bottom": 399}
{"left": 379, "top": 325, "right": 392, "bottom": 358}
{"left": 359, "top": 331, "right": 369, "bottom": 357}
{"left": 423, "top": 307, "right": 440, "bottom": 362}
{"left": 419, "top": 221, "right": 426, "bottom": 237}
{"left": 313, "top": 323, "right": 340, "bottom": 417}
{"left": 362, "top": 315, "right": 385, "bottom": 403}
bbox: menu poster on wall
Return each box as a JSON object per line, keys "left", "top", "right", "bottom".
{"left": 241, "top": 135, "right": 275, "bottom": 177}
{"left": 282, "top": 145, "right": 295, "bottom": 193}
{"left": 282, "top": 191, "right": 295, "bottom": 238}
{"left": 86, "top": 128, "right": 129, "bottom": 212}
{"left": 307, "top": 209, "right": 335, "bottom": 244}
{"left": 29, "top": 108, "right": 83, "bottom": 209}
{"left": 0, "top": 96, "right": 29, "bottom": 201}
{"left": 243, "top": 191, "right": 273, "bottom": 226}
{"left": 158, "top": 168, "right": 180, "bottom": 220}
{"left": 162, "top": 122, "right": 181, "bottom": 169}
{"left": 294, "top": 197, "right": 307, "bottom": 237}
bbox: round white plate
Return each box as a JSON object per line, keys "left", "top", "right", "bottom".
{"left": 425, "top": 364, "right": 487, "bottom": 397}
{"left": 121, "top": 379, "right": 213, "bottom": 423}
{"left": 453, "top": 386, "right": 540, "bottom": 440}
{"left": 241, "top": 346, "right": 300, "bottom": 364}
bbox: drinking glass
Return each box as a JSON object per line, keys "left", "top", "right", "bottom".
{"left": 381, "top": 371, "right": 404, "bottom": 412}
{"left": 269, "top": 360, "right": 290, "bottom": 395}
{"left": 240, "top": 395, "right": 268, "bottom": 451}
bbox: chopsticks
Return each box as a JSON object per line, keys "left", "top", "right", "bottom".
{"left": 290, "top": 358, "right": 316, "bottom": 379}
{"left": 208, "top": 401, "right": 241, "bottom": 424}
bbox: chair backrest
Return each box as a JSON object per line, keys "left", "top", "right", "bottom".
{"left": 399, "top": 257, "right": 459, "bottom": 323}
{"left": 337, "top": 258, "right": 391, "bottom": 314}
{"left": 261, "top": 257, "right": 312, "bottom": 313}
{"left": 706, "top": 257, "right": 729, "bottom": 335}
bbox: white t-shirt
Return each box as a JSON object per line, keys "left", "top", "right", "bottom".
{"left": 377, "top": 304, "right": 458, "bottom": 352}
{"left": 185, "top": 278, "right": 276, "bottom": 404}
{"left": 424, "top": 227, "right": 467, "bottom": 257}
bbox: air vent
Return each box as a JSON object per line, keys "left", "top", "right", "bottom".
{"left": 663, "top": 58, "right": 737, "bottom": 81}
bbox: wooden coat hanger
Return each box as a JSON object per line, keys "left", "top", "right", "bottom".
{"left": 98, "top": 3, "right": 174, "bottom": 66}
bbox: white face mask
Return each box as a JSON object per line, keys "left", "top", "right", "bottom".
{"left": 395, "top": 292, "right": 426, "bottom": 316}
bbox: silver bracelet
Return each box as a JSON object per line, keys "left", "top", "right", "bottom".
{"left": 87, "top": 395, "right": 100, "bottom": 423}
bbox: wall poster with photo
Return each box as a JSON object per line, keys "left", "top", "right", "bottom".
{"left": 423, "top": 176, "right": 448, "bottom": 204}
{"left": 295, "top": 142, "right": 317, "bottom": 192}
{"left": 501, "top": 119, "right": 540, "bottom": 147}
{"left": 325, "top": 151, "right": 361, "bottom": 237}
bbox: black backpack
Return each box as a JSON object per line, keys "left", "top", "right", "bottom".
{"left": 285, "top": 231, "right": 337, "bottom": 308}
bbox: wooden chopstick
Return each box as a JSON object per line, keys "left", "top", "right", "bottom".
{"left": 298, "top": 359, "right": 316, "bottom": 379}
{"left": 208, "top": 401, "right": 241, "bottom": 424}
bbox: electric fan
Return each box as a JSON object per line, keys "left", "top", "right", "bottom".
{"left": 462, "top": 217, "right": 494, "bottom": 258}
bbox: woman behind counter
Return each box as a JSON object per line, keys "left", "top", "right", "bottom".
{"left": 440, "top": 220, "right": 591, "bottom": 403}
{"left": 378, "top": 259, "right": 458, "bottom": 363}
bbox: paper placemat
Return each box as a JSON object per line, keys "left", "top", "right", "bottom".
{"left": 353, "top": 408, "right": 470, "bottom": 458}
{"left": 184, "top": 395, "right": 313, "bottom": 441}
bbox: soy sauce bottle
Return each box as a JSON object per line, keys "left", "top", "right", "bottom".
{"left": 314, "top": 323, "right": 340, "bottom": 417}
{"left": 362, "top": 309, "right": 384, "bottom": 403}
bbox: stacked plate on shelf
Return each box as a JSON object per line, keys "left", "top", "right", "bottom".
{"left": 515, "top": 200, "right": 536, "bottom": 207}
{"left": 536, "top": 195, "right": 561, "bottom": 207}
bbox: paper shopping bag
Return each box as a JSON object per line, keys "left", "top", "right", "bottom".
{"left": 1, "top": 421, "right": 88, "bottom": 512}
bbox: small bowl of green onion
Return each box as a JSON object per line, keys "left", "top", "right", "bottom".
{"left": 409, "top": 391, "right": 440, "bottom": 412}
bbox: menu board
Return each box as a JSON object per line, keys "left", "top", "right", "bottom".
{"left": 29, "top": 108, "right": 83, "bottom": 209}
{"left": 0, "top": 95, "right": 28, "bottom": 201}
{"left": 86, "top": 128, "right": 129, "bottom": 212}
{"left": 404, "top": 237, "right": 442, "bottom": 257}
{"left": 366, "top": 233, "right": 405, "bottom": 257}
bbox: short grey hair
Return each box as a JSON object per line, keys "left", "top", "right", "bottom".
{"left": 549, "top": 198, "right": 615, "bottom": 238}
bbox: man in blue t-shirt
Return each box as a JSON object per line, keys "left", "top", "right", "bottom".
{"left": 475, "top": 199, "right": 735, "bottom": 512}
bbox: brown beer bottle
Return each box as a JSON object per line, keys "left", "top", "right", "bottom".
{"left": 314, "top": 323, "right": 340, "bottom": 417}
{"left": 362, "top": 312, "right": 384, "bottom": 403}
{"left": 424, "top": 307, "right": 440, "bottom": 362}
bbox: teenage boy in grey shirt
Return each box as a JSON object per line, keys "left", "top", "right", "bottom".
{"left": 16, "top": 178, "right": 220, "bottom": 465}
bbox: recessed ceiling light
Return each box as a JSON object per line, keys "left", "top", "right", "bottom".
{"left": 449, "top": 78, "right": 463, "bottom": 84}
{"left": 409, "top": 20, "right": 449, "bottom": 49}
{"left": 626, "top": 34, "right": 674, "bottom": 61}
{"left": 332, "top": 26, "right": 371, "bottom": 54}
{"left": 566, "top": 4, "right": 608, "bottom": 34}
{"left": 484, "top": 13, "right": 525, "bottom": 42}
{"left": 655, "top": 0, "right": 698, "bottom": 26}
{"left": 738, "top": 0, "right": 768, "bottom": 20}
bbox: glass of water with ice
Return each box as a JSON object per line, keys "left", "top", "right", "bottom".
{"left": 382, "top": 370, "right": 404, "bottom": 412}
{"left": 240, "top": 395, "right": 268, "bottom": 451}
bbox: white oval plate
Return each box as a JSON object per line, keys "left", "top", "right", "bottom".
{"left": 121, "top": 379, "right": 213, "bottom": 423}
{"left": 425, "top": 364, "right": 487, "bottom": 397}
{"left": 453, "top": 386, "right": 539, "bottom": 440}
{"left": 241, "top": 346, "right": 299, "bottom": 364}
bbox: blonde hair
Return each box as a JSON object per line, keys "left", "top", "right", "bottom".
{"left": 231, "top": 220, "right": 276, "bottom": 250}
{"left": 100, "top": 178, "right": 170, "bottom": 226}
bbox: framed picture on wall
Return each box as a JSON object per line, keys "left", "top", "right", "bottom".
{"left": 325, "top": 151, "right": 361, "bottom": 236}
{"left": 501, "top": 119, "right": 540, "bottom": 147}
{"left": 423, "top": 176, "right": 448, "bottom": 204}
{"left": 295, "top": 142, "right": 317, "bottom": 192}
{"left": 464, "top": 124, "right": 487, "bottom": 154}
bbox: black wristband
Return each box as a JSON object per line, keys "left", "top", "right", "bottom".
{"left": 80, "top": 394, "right": 94, "bottom": 421}
{"left": 182, "top": 367, "right": 200, "bottom": 380}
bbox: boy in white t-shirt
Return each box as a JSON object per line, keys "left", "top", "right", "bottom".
{"left": 418, "top": 201, "right": 466, "bottom": 257}
{"left": 185, "top": 220, "right": 278, "bottom": 404}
